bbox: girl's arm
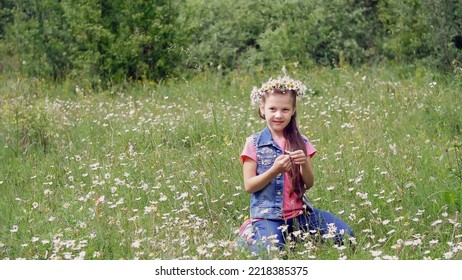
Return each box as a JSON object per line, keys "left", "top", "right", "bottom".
{"left": 243, "top": 155, "right": 292, "bottom": 194}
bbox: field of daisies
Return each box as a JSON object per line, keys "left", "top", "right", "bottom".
{"left": 1, "top": 65, "right": 462, "bottom": 260}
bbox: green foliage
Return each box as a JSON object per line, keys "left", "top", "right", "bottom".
{"left": 183, "top": 0, "right": 378, "bottom": 71}
{"left": 377, "top": 0, "right": 462, "bottom": 71}
{"left": 0, "top": 0, "right": 14, "bottom": 39}
{"left": 0, "top": 79, "right": 54, "bottom": 157}
{"left": 2, "top": 0, "right": 186, "bottom": 84}
{"left": 443, "top": 142, "right": 462, "bottom": 212}
{"left": 0, "top": 0, "right": 461, "bottom": 84}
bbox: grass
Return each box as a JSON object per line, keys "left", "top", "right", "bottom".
{"left": 1, "top": 65, "right": 461, "bottom": 260}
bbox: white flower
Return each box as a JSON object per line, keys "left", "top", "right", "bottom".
{"left": 444, "top": 251, "right": 453, "bottom": 259}
{"left": 10, "top": 225, "right": 19, "bottom": 233}
{"left": 429, "top": 239, "right": 439, "bottom": 245}
{"left": 90, "top": 163, "right": 100, "bottom": 170}
{"left": 371, "top": 250, "right": 382, "bottom": 257}
{"left": 277, "top": 224, "right": 289, "bottom": 232}
{"left": 131, "top": 240, "right": 142, "bottom": 248}
{"left": 159, "top": 194, "right": 168, "bottom": 202}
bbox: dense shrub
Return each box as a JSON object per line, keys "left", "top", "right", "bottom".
{"left": 2, "top": 0, "right": 186, "bottom": 84}
{"left": 184, "top": 0, "right": 378, "bottom": 71}
{"left": 377, "top": 0, "right": 462, "bottom": 71}
{"left": 0, "top": 0, "right": 460, "bottom": 82}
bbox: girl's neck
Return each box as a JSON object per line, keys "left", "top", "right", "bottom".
{"left": 269, "top": 130, "right": 286, "bottom": 142}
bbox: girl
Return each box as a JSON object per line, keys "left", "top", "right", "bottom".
{"left": 238, "top": 75, "right": 354, "bottom": 255}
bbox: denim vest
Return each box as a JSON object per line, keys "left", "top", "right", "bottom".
{"left": 250, "top": 127, "right": 314, "bottom": 220}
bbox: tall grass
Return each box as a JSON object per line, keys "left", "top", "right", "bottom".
{"left": 1, "top": 65, "right": 461, "bottom": 260}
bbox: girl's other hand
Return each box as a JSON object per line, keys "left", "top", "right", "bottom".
{"left": 285, "top": 150, "right": 308, "bottom": 166}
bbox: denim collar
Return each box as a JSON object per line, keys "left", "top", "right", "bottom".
{"left": 255, "top": 127, "right": 271, "bottom": 146}
{"left": 255, "top": 127, "right": 284, "bottom": 152}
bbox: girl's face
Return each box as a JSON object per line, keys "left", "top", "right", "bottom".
{"left": 260, "top": 93, "right": 295, "bottom": 137}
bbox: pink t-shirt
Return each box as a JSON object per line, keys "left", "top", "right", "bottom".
{"left": 241, "top": 135, "right": 316, "bottom": 220}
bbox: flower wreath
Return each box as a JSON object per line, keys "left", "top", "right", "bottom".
{"left": 250, "top": 75, "right": 307, "bottom": 105}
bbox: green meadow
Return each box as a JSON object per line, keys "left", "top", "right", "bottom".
{"left": 1, "top": 65, "right": 461, "bottom": 260}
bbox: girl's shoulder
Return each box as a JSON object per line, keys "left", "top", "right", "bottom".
{"left": 244, "top": 130, "right": 263, "bottom": 143}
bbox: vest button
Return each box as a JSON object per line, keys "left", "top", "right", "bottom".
{"left": 277, "top": 191, "right": 282, "bottom": 196}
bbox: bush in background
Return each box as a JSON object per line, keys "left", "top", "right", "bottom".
{"left": 0, "top": 0, "right": 461, "bottom": 83}
{"left": 1, "top": 0, "right": 186, "bottom": 85}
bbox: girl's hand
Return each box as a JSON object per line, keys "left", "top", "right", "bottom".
{"left": 273, "top": 154, "right": 292, "bottom": 173}
{"left": 285, "top": 150, "right": 309, "bottom": 166}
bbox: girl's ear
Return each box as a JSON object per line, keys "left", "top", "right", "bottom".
{"left": 259, "top": 104, "right": 265, "bottom": 117}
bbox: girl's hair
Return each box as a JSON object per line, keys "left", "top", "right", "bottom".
{"left": 260, "top": 89, "right": 307, "bottom": 195}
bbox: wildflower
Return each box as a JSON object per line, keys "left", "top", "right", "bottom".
{"left": 76, "top": 251, "right": 86, "bottom": 260}
{"left": 96, "top": 195, "right": 105, "bottom": 204}
{"left": 444, "top": 251, "right": 453, "bottom": 259}
{"left": 10, "top": 225, "right": 19, "bottom": 233}
{"left": 389, "top": 143, "right": 397, "bottom": 155}
{"left": 197, "top": 246, "right": 207, "bottom": 255}
{"left": 429, "top": 239, "right": 439, "bottom": 245}
{"left": 177, "top": 192, "right": 188, "bottom": 200}
{"left": 431, "top": 220, "right": 443, "bottom": 227}
{"left": 371, "top": 250, "right": 382, "bottom": 257}
{"left": 77, "top": 221, "right": 87, "bottom": 229}
{"left": 404, "top": 182, "right": 415, "bottom": 188}
{"left": 128, "top": 216, "right": 139, "bottom": 221}
{"left": 292, "top": 230, "right": 302, "bottom": 238}
{"left": 131, "top": 240, "right": 142, "bottom": 248}
{"left": 387, "top": 229, "right": 396, "bottom": 235}
{"left": 144, "top": 205, "right": 156, "bottom": 214}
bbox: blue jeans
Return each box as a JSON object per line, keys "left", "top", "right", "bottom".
{"left": 242, "top": 208, "right": 354, "bottom": 254}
